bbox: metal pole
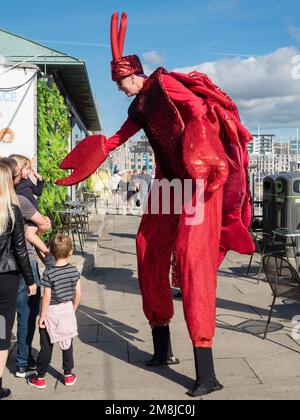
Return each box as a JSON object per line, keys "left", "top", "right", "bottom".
{"left": 296, "top": 128, "right": 299, "bottom": 162}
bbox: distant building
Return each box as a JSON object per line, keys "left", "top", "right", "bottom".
{"left": 274, "top": 142, "right": 290, "bottom": 156}
{"left": 129, "top": 136, "right": 154, "bottom": 172}
{"left": 110, "top": 136, "right": 155, "bottom": 173}
{"left": 249, "top": 154, "right": 291, "bottom": 175}
{"left": 248, "top": 134, "right": 275, "bottom": 155}
{"left": 289, "top": 138, "right": 300, "bottom": 156}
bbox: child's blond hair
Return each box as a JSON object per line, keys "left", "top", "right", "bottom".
{"left": 9, "top": 154, "right": 31, "bottom": 170}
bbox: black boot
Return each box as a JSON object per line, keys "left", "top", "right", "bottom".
{"left": 187, "top": 347, "right": 223, "bottom": 397}
{"left": 0, "top": 377, "right": 11, "bottom": 400}
{"left": 145, "top": 326, "right": 180, "bottom": 367}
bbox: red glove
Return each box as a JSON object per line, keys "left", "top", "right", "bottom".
{"left": 55, "top": 135, "right": 108, "bottom": 186}
{"left": 183, "top": 117, "right": 229, "bottom": 193}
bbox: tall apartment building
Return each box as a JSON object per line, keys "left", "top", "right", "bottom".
{"left": 290, "top": 139, "right": 300, "bottom": 156}
{"left": 129, "top": 137, "right": 155, "bottom": 172}
{"left": 274, "top": 142, "right": 290, "bottom": 156}
{"left": 247, "top": 134, "right": 275, "bottom": 155}
{"left": 109, "top": 136, "right": 155, "bottom": 173}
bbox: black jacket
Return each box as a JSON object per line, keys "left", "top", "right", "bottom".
{"left": 15, "top": 178, "right": 44, "bottom": 210}
{"left": 0, "top": 204, "right": 34, "bottom": 286}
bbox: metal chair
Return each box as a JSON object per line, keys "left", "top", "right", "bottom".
{"left": 65, "top": 202, "right": 90, "bottom": 235}
{"left": 247, "top": 230, "right": 287, "bottom": 283}
{"left": 81, "top": 187, "right": 98, "bottom": 215}
{"left": 262, "top": 255, "right": 300, "bottom": 339}
{"left": 58, "top": 211, "right": 84, "bottom": 256}
{"left": 272, "top": 223, "right": 300, "bottom": 267}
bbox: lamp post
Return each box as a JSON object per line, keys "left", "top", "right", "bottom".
{"left": 297, "top": 128, "right": 299, "bottom": 158}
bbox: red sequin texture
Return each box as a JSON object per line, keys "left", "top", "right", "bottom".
{"left": 128, "top": 68, "right": 185, "bottom": 180}
{"left": 111, "top": 55, "right": 144, "bottom": 81}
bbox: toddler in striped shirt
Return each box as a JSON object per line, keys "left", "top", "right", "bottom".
{"left": 28, "top": 234, "right": 81, "bottom": 390}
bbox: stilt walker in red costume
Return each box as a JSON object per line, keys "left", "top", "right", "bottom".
{"left": 56, "top": 12, "right": 255, "bottom": 397}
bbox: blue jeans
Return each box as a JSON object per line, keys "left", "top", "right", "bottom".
{"left": 16, "top": 260, "right": 41, "bottom": 368}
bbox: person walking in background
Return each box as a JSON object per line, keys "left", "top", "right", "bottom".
{"left": 118, "top": 171, "right": 132, "bottom": 215}
{"left": 139, "top": 166, "right": 152, "bottom": 206}
{"left": 127, "top": 170, "right": 139, "bottom": 214}
{"left": 110, "top": 169, "right": 121, "bottom": 207}
{"left": 0, "top": 163, "right": 36, "bottom": 400}
{"left": 28, "top": 234, "right": 81, "bottom": 390}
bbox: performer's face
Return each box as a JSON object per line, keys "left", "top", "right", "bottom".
{"left": 117, "top": 75, "right": 143, "bottom": 97}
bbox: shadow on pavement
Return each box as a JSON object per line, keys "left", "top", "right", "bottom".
{"left": 7, "top": 345, "right": 62, "bottom": 383}
{"left": 77, "top": 304, "right": 194, "bottom": 391}
{"left": 86, "top": 265, "right": 300, "bottom": 324}
{"left": 109, "top": 232, "right": 137, "bottom": 240}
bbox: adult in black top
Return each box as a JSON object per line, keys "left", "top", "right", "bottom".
{"left": 15, "top": 177, "right": 44, "bottom": 210}
{"left": 0, "top": 163, "right": 36, "bottom": 400}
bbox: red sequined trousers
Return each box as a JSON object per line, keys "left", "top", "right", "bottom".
{"left": 136, "top": 182, "right": 223, "bottom": 348}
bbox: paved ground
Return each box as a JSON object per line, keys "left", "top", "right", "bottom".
{"left": 5, "top": 213, "right": 300, "bottom": 400}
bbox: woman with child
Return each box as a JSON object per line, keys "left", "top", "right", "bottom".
{"left": 0, "top": 163, "right": 36, "bottom": 400}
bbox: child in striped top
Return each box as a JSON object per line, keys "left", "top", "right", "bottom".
{"left": 28, "top": 234, "right": 81, "bottom": 390}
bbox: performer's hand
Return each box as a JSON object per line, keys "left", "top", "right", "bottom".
{"left": 56, "top": 135, "right": 108, "bottom": 186}
{"left": 183, "top": 117, "right": 229, "bottom": 193}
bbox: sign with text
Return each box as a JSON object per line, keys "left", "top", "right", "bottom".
{"left": 0, "top": 64, "right": 37, "bottom": 159}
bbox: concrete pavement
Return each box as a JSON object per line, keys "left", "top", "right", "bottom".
{"left": 5, "top": 213, "right": 300, "bottom": 400}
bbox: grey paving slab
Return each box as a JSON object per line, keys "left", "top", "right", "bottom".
{"left": 204, "top": 383, "right": 300, "bottom": 400}
{"left": 6, "top": 213, "right": 300, "bottom": 400}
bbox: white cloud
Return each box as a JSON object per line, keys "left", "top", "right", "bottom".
{"left": 172, "top": 47, "right": 300, "bottom": 130}
{"left": 288, "top": 24, "right": 300, "bottom": 43}
{"left": 142, "top": 51, "right": 165, "bottom": 76}
{"left": 143, "top": 51, "right": 164, "bottom": 66}
{"left": 142, "top": 63, "right": 155, "bottom": 76}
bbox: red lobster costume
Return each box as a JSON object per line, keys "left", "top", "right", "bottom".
{"left": 56, "top": 12, "right": 254, "bottom": 397}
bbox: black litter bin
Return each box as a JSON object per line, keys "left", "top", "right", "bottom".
{"left": 263, "top": 174, "right": 278, "bottom": 234}
{"left": 263, "top": 172, "right": 300, "bottom": 233}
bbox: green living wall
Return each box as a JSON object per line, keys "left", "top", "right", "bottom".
{"left": 37, "top": 79, "right": 70, "bottom": 227}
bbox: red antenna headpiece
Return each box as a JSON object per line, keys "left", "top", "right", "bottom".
{"left": 110, "top": 12, "right": 144, "bottom": 82}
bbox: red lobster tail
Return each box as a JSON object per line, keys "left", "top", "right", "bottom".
{"left": 110, "top": 12, "right": 120, "bottom": 61}
{"left": 118, "top": 12, "right": 127, "bottom": 58}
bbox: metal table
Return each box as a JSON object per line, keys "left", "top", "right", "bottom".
{"left": 65, "top": 200, "right": 88, "bottom": 207}
{"left": 272, "top": 228, "right": 300, "bottom": 270}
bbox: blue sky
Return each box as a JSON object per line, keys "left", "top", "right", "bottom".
{"left": 1, "top": 0, "right": 300, "bottom": 139}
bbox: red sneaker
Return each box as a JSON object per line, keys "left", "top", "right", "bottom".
{"left": 27, "top": 376, "right": 46, "bottom": 390}
{"left": 64, "top": 374, "right": 77, "bottom": 387}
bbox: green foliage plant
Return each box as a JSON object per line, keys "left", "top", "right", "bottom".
{"left": 37, "top": 79, "right": 71, "bottom": 234}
